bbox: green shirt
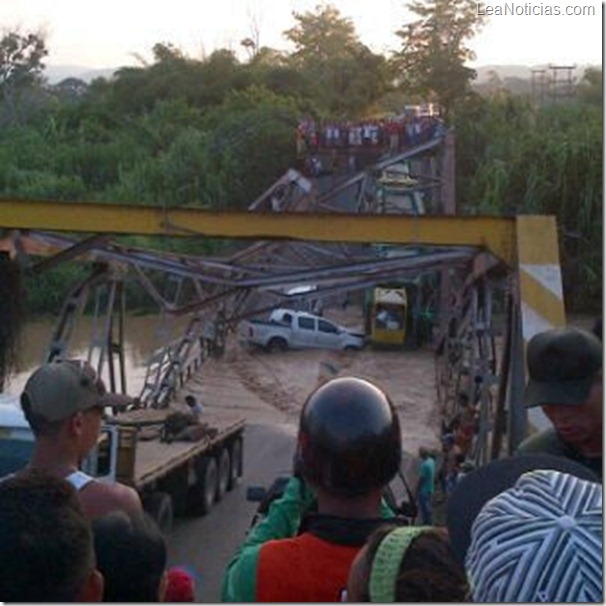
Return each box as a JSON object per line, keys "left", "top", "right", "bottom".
{"left": 516, "top": 427, "right": 602, "bottom": 481}
{"left": 417, "top": 457, "right": 435, "bottom": 496}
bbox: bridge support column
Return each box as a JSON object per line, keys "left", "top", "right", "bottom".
{"left": 511, "top": 215, "right": 566, "bottom": 442}
{"left": 441, "top": 130, "right": 456, "bottom": 214}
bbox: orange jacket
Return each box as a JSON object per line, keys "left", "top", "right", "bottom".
{"left": 257, "top": 532, "right": 359, "bottom": 602}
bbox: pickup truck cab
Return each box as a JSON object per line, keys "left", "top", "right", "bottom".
{"left": 0, "top": 394, "right": 34, "bottom": 477}
{"left": 240, "top": 308, "right": 365, "bottom": 352}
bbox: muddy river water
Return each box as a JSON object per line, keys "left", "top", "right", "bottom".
{"left": 4, "top": 308, "right": 444, "bottom": 456}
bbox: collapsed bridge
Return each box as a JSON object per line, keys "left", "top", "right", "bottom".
{"left": 0, "top": 129, "right": 566, "bottom": 468}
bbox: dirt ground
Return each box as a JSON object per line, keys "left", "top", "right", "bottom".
{"left": 189, "top": 305, "right": 442, "bottom": 460}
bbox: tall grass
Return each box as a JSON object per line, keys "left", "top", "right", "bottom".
{"left": 455, "top": 97, "right": 602, "bottom": 312}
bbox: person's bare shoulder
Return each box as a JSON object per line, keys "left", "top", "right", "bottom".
{"left": 79, "top": 480, "right": 142, "bottom": 519}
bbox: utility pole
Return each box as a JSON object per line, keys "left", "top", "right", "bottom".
{"left": 531, "top": 69, "right": 548, "bottom": 106}
{"left": 548, "top": 64, "right": 576, "bottom": 103}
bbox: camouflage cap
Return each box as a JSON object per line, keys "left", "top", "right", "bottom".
{"left": 23, "top": 359, "right": 129, "bottom": 422}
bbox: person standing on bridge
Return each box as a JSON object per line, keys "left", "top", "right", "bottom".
{"left": 415, "top": 447, "right": 435, "bottom": 525}
{"left": 19, "top": 358, "right": 142, "bottom": 519}
{"left": 221, "top": 376, "right": 405, "bottom": 602}
{"left": 516, "top": 327, "right": 602, "bottom": 480}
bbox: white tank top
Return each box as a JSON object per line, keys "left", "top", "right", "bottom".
{"left": 65, "top": 470, "right": 95, "bottom": 491}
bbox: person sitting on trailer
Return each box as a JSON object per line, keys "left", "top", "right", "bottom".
{"left": 221, "top": 376, "right": 406, "bottom": 602}
{"left": 0, "top": 471, "right": 104, "bottom": 602}
{"left": 19, "top": 358, "right": 142, "bottom": 519}
{"left": 185, "top": 393, "right": 204, "bottom": 417}
{"left": 516, "top": 327, "right": 602, "bottom": 480}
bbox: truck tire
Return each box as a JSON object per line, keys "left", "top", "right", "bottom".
{"left": 266, "top": 337, "right": 287, "bottom": 353}
{"left": 228, "top": 437, "right": 243, "bottom": 491}
{"left": 143, "top": 491, "right": 174, "bottom": 535}
{"left": 216, "top": 447, "right": 231, "bottom": 501}
{"left": 188, "top": 456, "right": 217, "bottom": 516}
{"left": 158, "top": 464, "right": 189, "bottom": 517}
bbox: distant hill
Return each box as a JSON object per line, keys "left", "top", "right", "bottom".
{"left": 474, "top": 63, "right": 596, "bottom": 82}
{"left": 43, "top": 62, "right": 599, "bottom": 86}
{"left": 44, "top": 64, "right": 120, "bottom": 84}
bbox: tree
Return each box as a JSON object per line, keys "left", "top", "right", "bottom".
{"left": 52, "top": 77, "right": 89, "bottom": 102}
{"left": 0, "top": 29, "right": 47, "bottom": 89}
{"left": 578, "top": 67, "right": 602, "bottom": 105}
{"left": 283, "top": 4, "right": 389, "bottom": 117}
{"left": 285, "top": 4, "right": 359, "bottom": 65}
{"left": 392, "top": 0, "right": 485, "bottom": 119}
{"left": 0, "top": 29, "right": 48, "bottom": 124}
{"left": 198, "top": 85, "right": 300, "bottom": 209}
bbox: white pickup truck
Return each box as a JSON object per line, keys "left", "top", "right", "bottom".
{"left": 240, "top": 309, "right": 366, "bottom": 352}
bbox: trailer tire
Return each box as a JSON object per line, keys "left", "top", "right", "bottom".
{"left": 144, "top": 491, "right": 174, "bottom": 535}
{"left": 228, "top": 437, "right": 243, "bottom": 491}
{"left": 216, "top": 447, "right": 231, "bottom": 501}
{"left": 158, "top": 464, "right": 189, "bottom": 517}
{"left": 188, "top": 457, "right": 217, "bottom": 516}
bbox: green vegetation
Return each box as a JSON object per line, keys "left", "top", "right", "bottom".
{"left": 392, "top": 0, "right": 486, "bottom": 119}
{"left": 455, "top": 95, "right": 602, "bottom": 312}
{"left": 0, "top": 5, "right": 602, "bottom": 314}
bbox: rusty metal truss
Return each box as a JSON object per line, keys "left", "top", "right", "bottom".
{"left": 0, "top": 128, "right": 564, "bottom": 463}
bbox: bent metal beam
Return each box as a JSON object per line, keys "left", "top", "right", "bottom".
{"left": 0, "top": 198, "right": 516, "bottom": 265}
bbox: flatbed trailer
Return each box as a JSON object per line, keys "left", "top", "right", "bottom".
{"left": 0, "top": 395, "right": 245, "bottom": 533}
{"left": 95, "top": 406, "right": 245, "bottom": 531}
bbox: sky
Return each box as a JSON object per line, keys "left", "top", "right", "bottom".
{"left": 0, "top": 0, "right": 602, "bottom": 70}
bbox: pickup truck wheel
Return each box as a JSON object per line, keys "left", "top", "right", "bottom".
{"left": 143, "top": 491, "right": 174, "bottom": 534}
{"left": 228, "top": 437, "right": 243, "bottom": 491}
{"left": 266, "top": 337, "right": 287, "bottom": 353}
{"left": 188, "top": 457, "right": 217, "bottom": 516}
{"left": 216, "top": 447, "right": 230, "bottom": 501}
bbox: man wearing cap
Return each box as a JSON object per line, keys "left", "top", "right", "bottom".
{"left": 20, "top": 359, "right": 142, "bottom": 519}
{"left": 517, "top": 327, "right": 602, "bottom": 480}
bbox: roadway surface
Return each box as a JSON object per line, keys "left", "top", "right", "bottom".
{"left": 164, "top": 318, "right": 441, "bottom": 602}
{"left": 167, "top": 422, "right": 298, "bottom": 603}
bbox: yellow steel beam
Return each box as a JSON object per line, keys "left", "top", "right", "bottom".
{"left": 515, "top": 215, "right": 566, "bottom": 433}
{"left": 0, "top": 198, "right": 517, "bottom": 264}
{"left": 516, "top": 215, "right": 566, "bottom": 337}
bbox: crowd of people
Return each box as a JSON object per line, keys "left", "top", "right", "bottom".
{"left": 295, "top": 113, "right": 446, "bottom": 178}
{"left": 0, "top": 324, "right": 602, "bottom": 602}
{"left": 297, "top": 114, "right": 445, "bottom": 157}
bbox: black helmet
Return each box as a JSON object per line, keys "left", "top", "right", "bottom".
{"left": 295, "top": 376, "right": 401, "bottom": 497}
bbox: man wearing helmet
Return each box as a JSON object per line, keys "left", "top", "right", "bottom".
{"left": 221, "top": 376, "right": 404, "bottom": 602}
